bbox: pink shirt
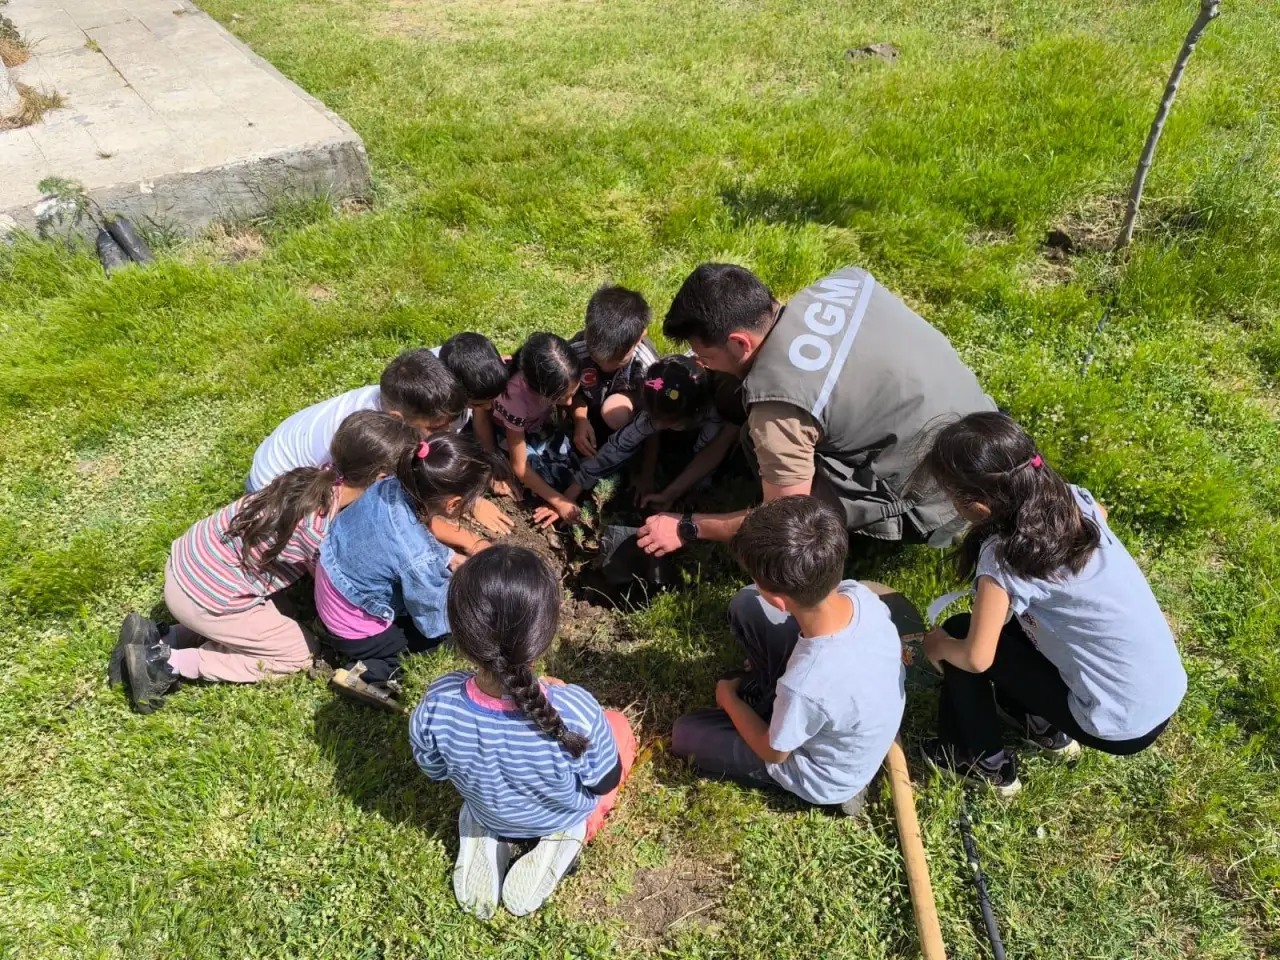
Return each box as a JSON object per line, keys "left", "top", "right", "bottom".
{"left": 493, "top": 372, "right": 553, "bottom": 435}
{"left": 315, "top": 560, "right": 393, "bottom": 640}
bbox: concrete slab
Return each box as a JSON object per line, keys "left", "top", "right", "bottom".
{"left": 0, "top": 0, "right": 371, "bottom": 238}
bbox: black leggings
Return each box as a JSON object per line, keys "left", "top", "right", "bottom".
{"left": 938, "top": 614, "right": 1169, "bottom": 758}
{"left": 330, "top": 618, "right": 445, "bottom": 683}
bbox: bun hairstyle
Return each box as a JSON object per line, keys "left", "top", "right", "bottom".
{"left": 228, "top": 411, "right": 418, "bottom": 577}
{"left": 641, "top": 354, "right": 712, "bottom": 425}
{"left": 510, "top": 332, "right": 581, "bottom": 402}
{"left": 911, "top": 411, "right": 1101, "bottom": 582}
{"left": 396, "top": 431, "right": 511, "bottom": 524}
{"left": 447, "top": 546, "right": 589, "bottom": 757}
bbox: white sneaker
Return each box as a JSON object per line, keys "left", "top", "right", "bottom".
{"left": 453, "top": 804, "right": 511, "bottom": 920}
{"left": 500, "top": 820, "right": 587, "bottom": 916}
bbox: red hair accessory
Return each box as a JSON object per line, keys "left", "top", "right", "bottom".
{"left": 417, "top": 440, "right": 431, "bottom": 459}
{"left": 1027, "top": 454, "right": 1043, "bottom": 470}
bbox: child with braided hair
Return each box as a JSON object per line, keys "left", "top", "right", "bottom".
{"left": 409, "top": 546, "right": 637, "bottom": 919}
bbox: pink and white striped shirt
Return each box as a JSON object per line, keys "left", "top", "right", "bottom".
{"left": 170, "top": 498, "right": 331, "bottom": 614}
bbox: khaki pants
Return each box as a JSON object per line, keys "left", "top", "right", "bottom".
{"left": 163, "top": 559, "right": 316, "bottom": 683}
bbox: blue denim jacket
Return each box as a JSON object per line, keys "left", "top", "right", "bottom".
{"left": 320, "top": 478, "right": 453, "bottom": 639}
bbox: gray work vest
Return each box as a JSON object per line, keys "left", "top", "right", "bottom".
{"left": 742, "top": 267, "right": 995, "bottom": 541}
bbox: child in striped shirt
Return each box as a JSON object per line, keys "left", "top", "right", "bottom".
{"left": 409, "top": 546, "right": 637, "bottom": 919}
{"left": 111, "top": 411, "right": 419, "bottom": 713}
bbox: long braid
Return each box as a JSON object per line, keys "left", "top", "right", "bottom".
{"left": 496, "top": 658, "right": 589, "bottom": 758}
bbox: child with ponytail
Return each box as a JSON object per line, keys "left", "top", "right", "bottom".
{"left": 111, "top": 411, "right": 419, "bottom": 713}
{"left": 318, "top": 431, "right": 508, "bottom": 702}
{"left": 914, "top": 412, "right": 1186, "bottom": 795}
{"left": 410, "top": 546, "right": 636, "bottom": 919}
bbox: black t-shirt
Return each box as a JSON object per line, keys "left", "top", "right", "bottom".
{"left": 570, "top": 332, "right": 660, "bottom": 409}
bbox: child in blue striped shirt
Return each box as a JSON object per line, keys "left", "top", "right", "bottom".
{"left": 409, "top": 545, "right": 637, "bottom": 919}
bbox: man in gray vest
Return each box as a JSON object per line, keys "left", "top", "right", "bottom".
{"left": 636, "top": 263, "right": 995, "bottom": 556}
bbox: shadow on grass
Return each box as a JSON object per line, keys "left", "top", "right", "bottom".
{"left": 311, "top": 696, "right": 460, "bottom": 838}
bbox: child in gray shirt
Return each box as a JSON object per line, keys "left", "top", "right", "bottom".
{"left": 915, "top": 412, "right": 1186, "bottom": 796}
{"left": 671, "top": 496, "right": 906, "bottom": 813}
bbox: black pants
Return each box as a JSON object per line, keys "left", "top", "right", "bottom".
{"left": 331, "top": 618, "right": 444, "bottom": 683}
{"left": 938, "top": 614, "right": 1169, "bottom": 759}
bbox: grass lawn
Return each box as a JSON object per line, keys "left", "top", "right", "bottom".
{"left": 3, "top": 0, "right": 1280, "bottom": 956}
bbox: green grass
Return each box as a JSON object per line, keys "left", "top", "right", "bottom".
{"left": 2, "top": 0, "right": 1280, "bottom": 956}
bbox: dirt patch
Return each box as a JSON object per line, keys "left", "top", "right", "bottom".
{"left": 588, "top": 853, "right": 731, "bottom": 943}
{"left": 208, "top": 224, "right": 266, "bottom": 262}
{"left": 306, "top": 284, "right": 335, "bottom": 302}
{"left": 845, "top": 43, "right": 899, "bottom": 63}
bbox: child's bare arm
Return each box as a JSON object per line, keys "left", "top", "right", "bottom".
{"left": 507, "top": 428, "right": 580, "bottom": 528}
{"left": 429, "top": 516, "right": 491, "bottom": 555}
{"left": 716, "top": 678, "right": 790, "bottom": 765}
{"left": 923, "top": 576, "right": 1009, "bottom": 673}
{"left": 471, "top": 406, "right": 497, "bottom": 453}
{"left": 658, "top": 421, "right": 736, "bottom": 503}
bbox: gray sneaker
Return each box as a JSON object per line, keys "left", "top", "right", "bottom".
{"left": 839, "top": 785, "right": 870, "bottom": 819}
{"left": 453, "top": 804, "right": 511, "bottom": 920}
{"left": 500, "top": 820, "right": 586, "bottom": 916}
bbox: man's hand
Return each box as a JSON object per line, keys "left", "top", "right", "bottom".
{"left": 715, "top": 676, "right": 742, "bottom": 710}
{"left": 637, "top": 512, "right": 683, "bottom": 557}
{"left": 639, "top": 490, "right": 675, "bottom": 513}
{"left": 490, "top": 476, "right": 521, "bottom": 501}
{"left": 471, "top": 498, "right": 514, "bottom": 536}
{"left": 533, "top": 499, "right": 581, "bottom": 529}
{"left": 573, "top": 418, "right": 597, "bottom": 458}
{"left": 922, "top": 627, "right": 953, "bottom": 674}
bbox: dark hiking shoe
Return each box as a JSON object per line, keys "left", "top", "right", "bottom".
{"left": 839, "top": 785, "right": 870, "bottom": 819}
{"left": 995, "top": 704, "right": 1082, "bottom": 760}
{"left": 122, "top": 641, "right": 179, "bottom": 714}
{"left": 922, "top": 739, "right": 1022, "bottom": 798}
{"left": 110, "top": 613, "right": 160, "bottom": 689}
{"left": 330, "top": 663, "right": 406, "bottom": 713}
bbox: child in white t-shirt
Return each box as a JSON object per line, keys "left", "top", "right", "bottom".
{"left": 671, "top": 495, "right": 905, "bottom": 814}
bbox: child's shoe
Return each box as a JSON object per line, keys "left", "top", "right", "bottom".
{"left": 110, "top": 612, "right": 160, "bottom": 688}
{"left": 500, "top": 820, "right": 586, "bottom": 916}
{"left": 121, "top": 640, "right": 179, "bottom": 714}
{"left": 330, "top": 662, "right": 405, "bottom": 713}
{"left": 838, "top": 784, "right": 870, "bottom": 819}
{"left": 453, "top": 803, "right": 511, "bottom": 920}
{"left": 996, "top": 704, "right": 1081, "bottom": 760}
{"left": 922, "top": 738, "right": 1022, "bottom": 798}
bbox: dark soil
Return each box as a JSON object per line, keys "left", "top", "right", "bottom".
{"left": 586, "top": 853, "right": 732, "bottom": 943}
{"left": 845, "top": 42, "right": 899, "bottom": 63}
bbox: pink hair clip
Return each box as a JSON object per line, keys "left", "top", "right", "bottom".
{"left": 417, "top": 440, "right": 431, "bottom": 459}
{"left": 644, "top": 377, "right": 665, "bottom": 391}
{"left": 1027, "top": 454, "right": 1043, "bottom": 470}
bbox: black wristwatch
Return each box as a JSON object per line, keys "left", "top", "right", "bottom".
{"left": 677, "top": 509, "right": 699, "bottom": 545}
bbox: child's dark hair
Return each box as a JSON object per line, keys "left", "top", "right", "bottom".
{"left": 228, "top": 411, "right": 417, "bottom": 577}
{"left": 448, "top": 546, "right": 589, "bottom": 758}
{"left": 439, "top": 332, "right": 510, "bottom": 403}
{"left": 510, "top": 332, "right": 581, "bottom": 402}
{"left": 911, "top": 412, "right": 1100, "bottom": 582}
{"left": 585, "top": 285, "right": 651, "bottom": 366}
{"left": 380, "top": 348, "right": 468, "bottom": 422}
{"left": 730, "top": 496, "right": 847, "bottom": 607}
{"left": 397, "top": 431, "right": 511, "bottom": 524}
{"left": 641, "top": 354, "right": 712, "bottom": 425}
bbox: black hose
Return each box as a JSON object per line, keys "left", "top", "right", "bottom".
{"left": 958, "top": 808, "right": 1007, "bottom": 960}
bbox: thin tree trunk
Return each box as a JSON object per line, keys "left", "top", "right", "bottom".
{"left": 1115, "top": 0, "right": 1221, "bottom": 252}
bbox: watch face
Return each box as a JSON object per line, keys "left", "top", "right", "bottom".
{"left": 678, "top": 519, "right": 697, "bottom": 543}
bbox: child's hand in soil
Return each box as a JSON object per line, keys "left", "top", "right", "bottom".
{"left": 491, "top": 476, "right": 522, "bottom": 501}
{"left": 573, "top": 418, "right": 598, "bottom": 458}
{"left": 533, "top": 499, "right": 581, "bottom": 529}
{"left": 472, "top": 497, "right": 514, "bottom": 536}
{"left": 632, "top": 472, "right": 658, "bottom": 503}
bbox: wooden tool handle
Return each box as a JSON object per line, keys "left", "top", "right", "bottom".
{"left": 886, "top": 738, "right": 947, "bottom": 960}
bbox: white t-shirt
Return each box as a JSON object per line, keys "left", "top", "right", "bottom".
{"left": 248, "top": 386, "right": 383, "bottom": 493}
{"left": 765, "top": 581, "right": 906, "bottom": 805}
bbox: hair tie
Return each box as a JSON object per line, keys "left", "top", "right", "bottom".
{"left": 1025, "top": 454, "right": 1043, "bottom": 470}
{"left": 644, "top": 377, "right": 664, "bottom": 391}
{"left": 417, "top": 440, "right": 431, "bottom": 459}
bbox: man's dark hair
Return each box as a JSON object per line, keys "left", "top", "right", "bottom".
{"left": 439, "top": 332, "right": 510, "bottom": 403}
{"left": 663, "top": 263, "right": 776, "bottom": 347}
{"left": 585, "top": 285, "right": 651, "bottom": 365}
{"left": 730, "top": 496, "right": 848, "bottom": 607}
{"left": 379, "top": 348, "right": 467, "bottom": 421}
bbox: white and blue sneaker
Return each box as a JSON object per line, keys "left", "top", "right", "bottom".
{"left": 500, "top": 820, "right": 586, "bottom": 916}
{"left": 453, "top": 803, "right": 511, "bottom": 920}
